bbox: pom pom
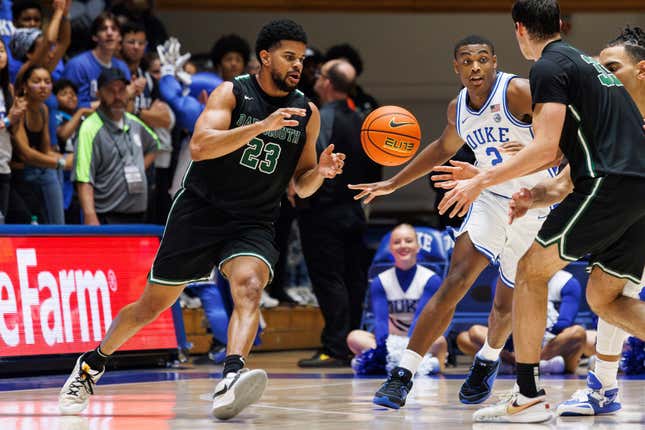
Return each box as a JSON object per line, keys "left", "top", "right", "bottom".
{"left": 384, "top": 334, "right": 440, "bottom": 375}
{"left": 418, "top": 355, "right": 440, "bottom": 375}
{"left": 620, "top": 336, "right": 645, "bottom": 375}
{"left": 385, "top": 334, "right": 409, "bottom": 373}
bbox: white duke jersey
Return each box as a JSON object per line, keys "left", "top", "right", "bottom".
{"left": 455, "top": 72, "right": 556, "bottom": 198}
{"left": 378, "top": 265, "right": 436, "bottom": 336}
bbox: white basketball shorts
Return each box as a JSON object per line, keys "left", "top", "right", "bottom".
{"left": 456, "top": 190, "right": 549, "bottom": 287}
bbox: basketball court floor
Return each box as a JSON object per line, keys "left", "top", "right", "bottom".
{"left": 1, "top": 351, "right": 644, "bottom": 430}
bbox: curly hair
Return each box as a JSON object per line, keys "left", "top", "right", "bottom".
{"left": 607, "top": 26, "right": 645, "bottom": 63}
{"left": 210, "top": 34, "right": 251, "bottom": 68}
{"left": 255, "top": 19, "right": 307, "bottom": 61}
{"left": 325, "top": 43, "right": 363, "bottom": 76}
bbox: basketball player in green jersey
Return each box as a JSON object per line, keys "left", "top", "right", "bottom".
{"left": 59, "top": 19, "right": 345, "bottom": 420}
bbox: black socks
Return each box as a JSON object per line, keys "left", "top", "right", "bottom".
{"left": 516, "top": 362, "right": 541, "bottom": 398}
{"left": 223, "top": 354, "right": 245, "bottom": 376}
{"left": 82, "top": 346, "right": 109, "bottom": 371}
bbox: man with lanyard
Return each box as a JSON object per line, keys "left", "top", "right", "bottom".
{"left": 72, "top": 67, "right": 159, "bottom": 224}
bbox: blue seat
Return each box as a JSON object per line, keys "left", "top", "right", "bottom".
{"left": 369, "top": 226, "right": 451, "bottom": 279}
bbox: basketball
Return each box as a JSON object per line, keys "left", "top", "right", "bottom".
{"left": 360, "top": 105, "right": 421, "bottom": 166}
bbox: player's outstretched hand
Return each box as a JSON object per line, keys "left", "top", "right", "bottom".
{"left": 261, "top": 107, "right": 306, "bottom": 131}
{"left": 348, "top": 179, "right": 396, "bottom": 204}
{"left": 317, "top": 144, "right": 345, "bottom": 179}
{"left": 431, "top": 160, "right": 480, "bottom": 190}
{"left": 437, "top": 177, "right": 484, "bottom": 218}
{"left": 508, "top": 187, "right": 533, "bottom": 225}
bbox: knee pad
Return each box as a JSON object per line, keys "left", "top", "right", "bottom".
{"left": 595, "top": 318, "right": 628, "bottom": 356}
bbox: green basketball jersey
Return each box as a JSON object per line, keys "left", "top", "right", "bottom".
{"left": 183, "top": 74, "right": 311, "bottom": 221}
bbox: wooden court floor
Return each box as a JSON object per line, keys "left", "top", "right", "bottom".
{"left": 1, "top": 351, "right": 644, "bottom": 430}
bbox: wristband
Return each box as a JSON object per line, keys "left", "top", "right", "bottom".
{"left": 57, "top": 157, "right": 66, "bottom": 170}
{"left": 2, "top": 117, "right": 9, "bottom": 128}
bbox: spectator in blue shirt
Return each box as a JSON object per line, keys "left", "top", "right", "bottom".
{"left": 62, "top": 11, "right": 131, "bottom": 108}
{"left": 53, "top": 78, "right": 93, "bottom": 223}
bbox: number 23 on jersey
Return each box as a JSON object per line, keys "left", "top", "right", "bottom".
{"left": 239, "top": 137, "right": 282, "bottom": 174}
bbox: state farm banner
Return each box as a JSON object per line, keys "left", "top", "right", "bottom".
{"left": 0, "top": 236, "right": 176, "bottom": 357}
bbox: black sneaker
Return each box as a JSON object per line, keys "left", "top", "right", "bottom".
{"left": 373, "top": 367, "right": 413, "bottom": 409}
{"left": 297, "top": 351, "right": 350, "bottom": 368}
{"left": 459, "top": 355, "right": 500, "bottom": 404}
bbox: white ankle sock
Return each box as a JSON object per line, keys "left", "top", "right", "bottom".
{"left": 476, "top": 339, "right": 502, "bottom": 361}
{"left": 594, "top": 358, "right": 619, "bottom": 388}
{"left": 398, "top": 349, "right": 423, "bottom": 374}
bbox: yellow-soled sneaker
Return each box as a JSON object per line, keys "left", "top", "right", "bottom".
{"left": 59, "top": 356, "right": 104, "bottom": 415}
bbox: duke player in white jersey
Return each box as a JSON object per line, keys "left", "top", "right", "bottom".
{"left": 349, "top": 34, "right": 557, "bottom": 409}
{"left": 347, "top": 224, "right": 446, "bottom": 372}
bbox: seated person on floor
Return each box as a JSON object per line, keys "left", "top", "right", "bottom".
{"left": 348, "top": 224, "right": 446, "bottom": 375}
{"left": 457, "top": 269, "right": 586, "bottom": 374}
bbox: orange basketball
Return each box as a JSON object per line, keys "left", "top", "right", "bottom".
{"left": 360, "top": 105, "right": 421, "bottom": 166}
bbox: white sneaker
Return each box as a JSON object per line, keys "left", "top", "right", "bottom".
{"left": 211, "top": 368, "right": 268, "bottom": 420}
{"left": 59, "top": 356, "right": 104, "bottom": 415}
{"left": 260, "top": 291, "right": 279, "bottom": 308}
{"left": 473, "top": 385, "right": 553, "bottom": 423}
{"left": 539, "top": 356, "right": 565, "bottom": 374}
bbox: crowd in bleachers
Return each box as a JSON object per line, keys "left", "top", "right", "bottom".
{"left": 0, "top": 1, "right": 383, "bottom": 226}
{"left": 0, "top": 0, "right": 172, "bottom": 224}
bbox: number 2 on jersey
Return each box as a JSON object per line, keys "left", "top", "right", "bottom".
{"left": 240, "top": 137, "right": 282, "bottom": 174}
{"left": 486, "top": 147, "right": 503, "bottom": 166}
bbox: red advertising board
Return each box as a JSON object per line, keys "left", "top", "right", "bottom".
{"left": 0, "top": 236, "right": 176, "bottom": 357}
